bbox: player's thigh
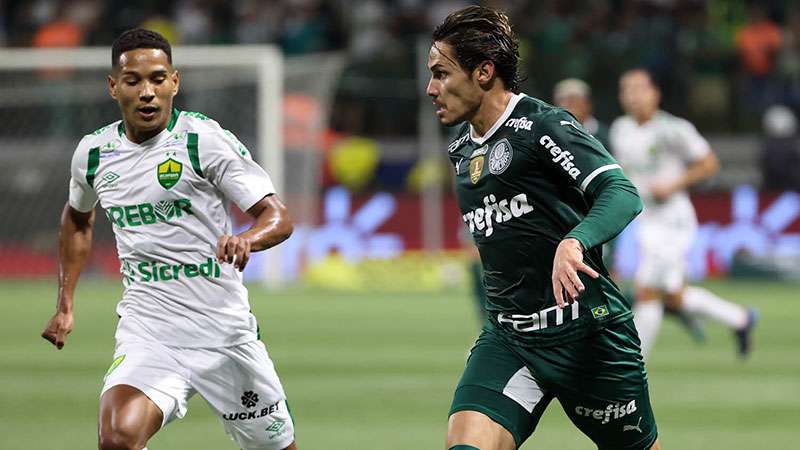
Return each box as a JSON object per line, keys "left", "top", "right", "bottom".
{"left": 449, "top": 327, "right": 553, "bottom": 449}
{"left": 100, "top": 340, "right": 194, "bottom": 431}
{"left": 447, "top": 411, "right": 516, "bottom": 450}
{"left": 537, "top": 320, "right": 658, "bottom": 450}
{"left": 99, "top": 385, "right": 163, "bottom": 448}
{"left": 186, "top": 341, "right": 295, "bottom": 450}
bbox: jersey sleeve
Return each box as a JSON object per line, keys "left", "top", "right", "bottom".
{"left": 534, "top": 110, "right": 623, "bottom": 197}
{"left": 201, "top": 128, "right": 276, "bottom": 212}
{"left": 665, "top": 116, "right": 711, "bottom": 162}
{"left": 68, "top": 136, "right": 99, "bottom": 212}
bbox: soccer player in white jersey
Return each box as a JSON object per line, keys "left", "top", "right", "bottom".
{"left": 610, "top": 68, "right": 757, "bottom": 360}
{"left": 40, "top": 29, "right": 298, "bottom": 450}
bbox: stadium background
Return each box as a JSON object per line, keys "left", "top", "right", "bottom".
{"left": 0, "top": 1, "right": 798, "bottom": 449}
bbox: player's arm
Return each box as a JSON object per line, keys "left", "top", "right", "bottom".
{"left": 41, "top": 204, "right": 95, "bottom": 349}
{"left": 651, "top": 151, "right": 719, "bottom": 201}
{"left": 217, "top": 194, "right": 293, "bottom": 271}
{"left": 539, "top": 113, "right": 643, "bottom": 307}
{"left": 651, "top": 119, "right": 719, "bottom": 201}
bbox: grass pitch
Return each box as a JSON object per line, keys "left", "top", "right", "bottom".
{"left": 1, "top": 279, "right": 797, "bottom": 449}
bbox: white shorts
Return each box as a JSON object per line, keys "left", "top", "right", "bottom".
{"left": 101, "top": 339, "right": 295, "bottom": 450}
{"left": 635, "top": 213, "right": 697, "bottom": 294}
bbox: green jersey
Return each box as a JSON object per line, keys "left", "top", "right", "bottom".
{"left": 448, "top": 94, "right": 634, "bottom": 346}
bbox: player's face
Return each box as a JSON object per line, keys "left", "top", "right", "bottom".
{"left": 109, "top": 48, "right": 180, "bottom": 141}
{"left": 619, "top": 71, "right": 659, "bottom": 122}
{"left": 426, "top": 42, "right": 482, "bottom": 126}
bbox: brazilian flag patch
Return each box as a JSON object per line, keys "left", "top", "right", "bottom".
{"left": 592, "top": 305, "right": 609, "bottom": 319}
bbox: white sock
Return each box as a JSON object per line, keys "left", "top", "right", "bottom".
{"left": 682, "top": 286, "right": 748, "bottom": 329}
{"left": 633, "top": 300, "right": 663, "bottom": 360}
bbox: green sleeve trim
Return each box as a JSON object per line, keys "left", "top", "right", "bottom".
{"left": 166, "top": 108, "right": 181, "bottom": 131}
{"left": 187, "top": 132, "right": 203, "bottom": 177}
{"left": 86, "top": 147, "right": 100, "bottom": 187}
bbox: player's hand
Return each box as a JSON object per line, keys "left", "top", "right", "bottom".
{"left": 217, "top": 234, "right": 252, "bottom": 271}
{"left": 649, "top": 183, "right": 675, "bottom": 203}
{"left": 41, "top": 311, "right": 74, "bottom": 350}
{"left": 551, "top": 238, "right": 599, "bottom": 308}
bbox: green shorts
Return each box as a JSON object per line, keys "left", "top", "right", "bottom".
{"left": 450, "top": 319, "right": 657, "bottom": 450}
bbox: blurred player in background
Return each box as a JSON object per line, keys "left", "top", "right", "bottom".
{"left": 428, "top": 6, "right": 660, "bottom": 450}
{"left": 610, "top": 68, "right": 758, "bottom": 360}
{"left": 553, "top": 78, "right": 610, "bottom": 150}
{"left": 554, "top": 77, "right": 707, "bottom": 343}
{"left": 40, "top": 29, "right": 297, "bottom": 450}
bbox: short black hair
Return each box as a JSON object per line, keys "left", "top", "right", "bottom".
{"left": 111, "top": 28, "right": 172, "bottom": 69}
{"left": 432, "top": 5, "right": 521, "bottom": 92}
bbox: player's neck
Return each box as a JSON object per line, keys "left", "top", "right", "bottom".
{"left": 469, "top": 90, "right": 514, "bottom": 138}
{"left": 123, "top": 120, "right": 167, "bottom": 144}
{"left": 633, "top": 109, "right": 657, "bottom": 125}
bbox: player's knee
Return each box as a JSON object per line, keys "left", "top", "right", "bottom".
{"left": 648, "top": 438, "right": 662, "bottom": 450}
{"left": 97, "top": 428, "right": 144, "bottom": 450}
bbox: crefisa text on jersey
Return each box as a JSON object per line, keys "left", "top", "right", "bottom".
{"left": 504, "top": 116, "right": 533, "bottom": 132}
{"left": 462, "top": 193, "right": 534, "bottom": 237}
{"left": 539, "top": 135, "right": 582, "bottom": 179}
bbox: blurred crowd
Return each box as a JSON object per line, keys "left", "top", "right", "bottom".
{"left": 2, "top": 0, "right": 800, "bottom": 190}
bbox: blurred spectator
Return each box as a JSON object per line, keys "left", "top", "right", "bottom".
{"left": 761, "top": 105, "right": 800, "bottom": 191}
{"left": 233, "top": 0, "right": 283, "bottom": 44}
{"left": 778, "top": 8, "right": 800, "bottom": 111}
{"left": 32, "top": 2, "right": 84, "bottom": 48}
{"left": 735, "top": 3, "right": 783, "bottom": 117}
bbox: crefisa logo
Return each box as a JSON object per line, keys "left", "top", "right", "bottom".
{"left": 575, "top": 400, "right": 637, "bottom": 425}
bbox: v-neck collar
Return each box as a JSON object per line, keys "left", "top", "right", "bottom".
{"left": 468, "top": 93, "right": 524, "bottom": 145}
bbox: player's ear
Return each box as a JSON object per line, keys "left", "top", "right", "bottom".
{"left": 171, "top": 69, "right": 180, "bottom": 97}
{"left": 108, "top": 73, "right": 118, "bottom": 101}
{"left": 474, "top": 60, "right": 495, "bottom": 86}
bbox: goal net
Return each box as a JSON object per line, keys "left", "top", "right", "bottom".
{"left": 0, "top": 46, "right": 345, "bottom": 285}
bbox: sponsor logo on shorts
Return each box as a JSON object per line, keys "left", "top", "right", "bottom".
{"left": 266, "top": 419, "right": 287, "bottom": 439}
{"left": 497, "top": 301, "right": 579, "bottom": 332}
{"left": 462, "top": 193, "right": 534, "bottom": 237}
{"left": 241, "top": 390, "right": 259, "bottom": 408}
{"left": 575, "top": 400, "right": 637, "bottom": 425}
{"left": 223, "top": 401, "right": 281, "bottom": 421}
{"left": 539, "top": 134, "right": 582, "bottom": 180}
{"left": 623, "top": 416, "right": 643, "bottom": 433}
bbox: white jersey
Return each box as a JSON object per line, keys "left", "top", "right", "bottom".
{"left": 69, "top": 109, "right": 275, "bottom": 347}
{"left": 609, "top": 110, "right": 711, "bottom": 223}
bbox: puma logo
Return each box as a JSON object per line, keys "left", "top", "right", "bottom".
{"left": 623, "top": 417, "right": 643, "bottom": 433}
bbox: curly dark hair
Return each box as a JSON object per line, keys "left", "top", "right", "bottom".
{"left": 432, "top": 5, "right": 521, "bottom": 92}
{"left": 111, "top": 28, "right": 172, "bottom": 69}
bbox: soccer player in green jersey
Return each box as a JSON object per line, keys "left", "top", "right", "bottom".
{"left": 40, "top": 29, "right": 297, "bottom": 450}
{"left": 426, "top": 7, "right": 660, "bottom": 450}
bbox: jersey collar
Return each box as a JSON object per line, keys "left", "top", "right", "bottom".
{"left": 118, "top": 108, "right": 181, "bottom": 148}
{"left": 468, "top": 92, "right": 524, "bottom": 145}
